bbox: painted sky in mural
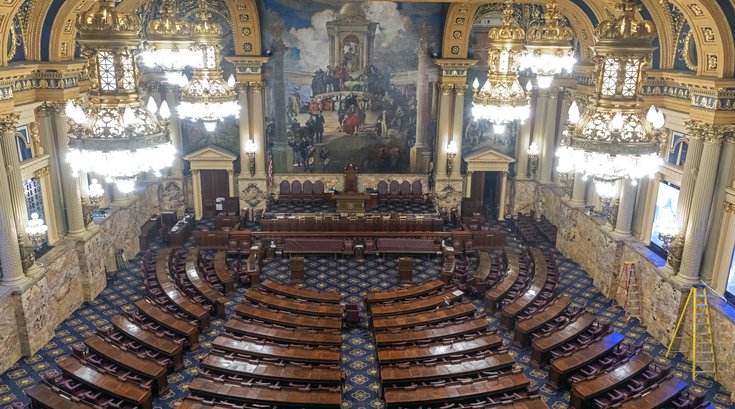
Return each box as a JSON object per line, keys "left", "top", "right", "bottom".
{"left": 261, "top": 0, "right": 443, "bottom": 174}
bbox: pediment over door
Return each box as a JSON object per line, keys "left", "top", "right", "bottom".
{"left": 463, "top": 148, "right": 516, "bottom": 173}
{"left": 184, "top": 145, "right": 238, "bottom": 171}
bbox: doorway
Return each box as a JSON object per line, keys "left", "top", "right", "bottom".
{"left": 200, "top": 170, "right": 230, "bottom": 218}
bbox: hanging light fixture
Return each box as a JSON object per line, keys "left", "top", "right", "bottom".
{"left": 519, "top": 0, "right": 576, "bottom": 88}
{"left": 556, "top": 0, "right": 662, "bottom": 191}
{"left": 178, "top": 0, "right": 239, "bottom": 132}
{"left": 88, "top": 178, "right": 105, "bottom": 207}
{"left": 25, "top": 213, "right": 48, "bottom": 250}
{"left": 471, "top": 0, "right": 530, "bottom": 134}
{"left": 66, "top": 0, "right": 174, "bottom": 193}
{"left": 139, "top": 0, "right": 201, "bottom": 86}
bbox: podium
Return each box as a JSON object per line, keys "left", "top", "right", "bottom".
{"left": 290, "top": 256, "right": 305, "bottom": 284}
{"left": 398, "top": 257, "right": 414, "bottom": 284}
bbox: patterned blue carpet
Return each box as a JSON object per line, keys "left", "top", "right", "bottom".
{"left": 1, "top": 221, "right": 735, "bottom": 409}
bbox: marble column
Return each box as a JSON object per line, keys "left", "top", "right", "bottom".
{"left": 434, "top": 83, "right": 453, "bottom": 178}
{"left": 516, "top": 118, "right": 532, "bottom": 179}
{"left": 451, "top": 86, "right": 465, "bottom": 175}
{"left": 35, "top": 103, "right": 67, "bottom": 236}
{"left": 410, "top": 32, "right": 432, "bottom": 173}
{"left": 269, "top": 39, "right": 291, "bottom": 173}
{"left": 665, "top": 122, "right": 705, "bottom": 273}
{"left": 614, "top": 178, "right": 637, "bottom": 235}
{"left": 191, "top": 169, "right": 202, "bottom": 220}
{"left": 570, "top": 172, "right": 587, "bottom": 207}
{"left": 53, "top": 108, "right": 86, "bottom": 236}
{"left": 34, "top": 167, "right": 59, "bottom": 245}
{"left": 498, "top": 171, "right": 508, "bottom": 221}
{"left": 530, "top": 90, "right": 548, "bottom": 181}
{"left": 701, "top": 137, "right": 735, "bottom": 283}
{"left": 238, "top": 84, "right": 252, "bottom": 178}
{"left": 465, "top": 171, "right": 473, "bottom": 198}
{"left": 250, "top": 83, "right": 267, "bottom": 178}
{"left": 675, "top": 131, "right": 724, "bottom": 285}
{"left": 553, "top": 93, "right": 570, "bottom": 184}
{"left": 539, "top": 90, "right": 558, "bottom": 184}
{"left": 164, "top": 84, "right": 184, "bottom": 178}
{"left": 0, "top": 135, "right": 26, "bottom": 287}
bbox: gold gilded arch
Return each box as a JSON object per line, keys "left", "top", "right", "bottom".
{"left": 0, "top": 0, "right": 30, "bottom": 65}
{"left": 640, "top": 0, "right": 674, "bottom": 69}
{"left": 47, "top": 0, "right": 96, "bottom": 62}
{"left": 25, "top": 0, "right": 54, "bottom": 61}
{"left": 442, "top": 1, "right": 598, "bottom": 63}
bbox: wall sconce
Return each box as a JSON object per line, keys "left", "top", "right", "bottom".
{"left": 245, "top": 139, "right": 257, "bottom": 177}
{"left": 656, "top": 208, "right": 678, "bottom": 252}
{"left": 445, "top": 140, "right": 458, "bottom": 177}
{"left": 527, "top": 142, "right": 540, "bottom": 178}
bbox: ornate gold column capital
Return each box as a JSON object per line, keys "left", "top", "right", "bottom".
{"left": 438, "top": 83, "right": 455, "bottom": 96}
{"left": 0, "top": 113, "right": 19, "bottom": 134}
{"left": 685, "top": 120, "right": 733, "bottom": 144}
{"left": 724, "top": 201, "right": 735, "bottom": 213}
{"left": 33, "top": 166, "right": 50, "bottom": 179}
{"left": 249, "top": 81, "right": 265, "bottom": 94}
{"left": 191, "top": 169, "right": 200, "bottom": 176}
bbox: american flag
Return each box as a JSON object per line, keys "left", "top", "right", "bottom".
{"left": 267, "top": 154, "right": 274, "bottom": 190}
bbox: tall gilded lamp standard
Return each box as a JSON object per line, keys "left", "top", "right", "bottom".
{"left": 527, "top": 142, "right": 539, "bottom": 178}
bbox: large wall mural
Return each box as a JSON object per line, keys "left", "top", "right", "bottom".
{"left": 261, "top": 0, "right": 443, "bottom": 174}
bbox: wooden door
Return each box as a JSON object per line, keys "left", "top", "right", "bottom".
{"left": 200, "top": 170, "right": 229, "bottom": 217}
{"left": 470, "top": 172, "right": 485, "bottom": 205}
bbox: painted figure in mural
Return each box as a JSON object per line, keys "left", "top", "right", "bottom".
{"left": 343, "top": 42, "right": 360, "bottom": 72}
{"left": 319, "top": 146, "right": 330, "bottom": 172}
{"left": 314, "top": 111, "right": 325, "bottom": 143}
{"left": 287, "top": 88, "right": 301, "bottom": 117}
{"left": 342, "top": 105, "right": 361, "bottom": 135}
{"left": 334, "top": 64, "right": 349, "bottom": 91}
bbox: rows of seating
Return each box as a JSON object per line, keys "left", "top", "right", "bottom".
{"left": 485, "top": 248, "right": 534, "bottom": 311}
{"left": 500, "top": 249, "right": 560, "bottom": 329}
{"left": 460, "top": 250, "right": 505, "bottom": 296}
{"left": 278, "top": 179, "right": 326, "bottom": 204}
{"left": 512, "top": 213, "right": 558, "bottom": 246}
{"left": 534, "top": 215, "right": 557, "bottom": 245}
{"left": 365, "top": 282, "right": 544, "bottom": 409}
{"left": 377, "top": 180, "right": 425, "bottom": 205}
{"left": 259, "top": 212, "right": 444, "bottom": 232}
{"left": 22, "top": 246, "right": 223, "bottom": 409}
{"left": 187, "top": 284, "right": 344, "bottom": 408}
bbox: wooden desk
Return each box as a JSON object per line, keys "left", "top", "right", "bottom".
{"left": 234, "top": 303, "right": 342, "bottom": 330}
{"left": 139, "top": 217, "right": 160, "bottom": 252}
{"left": 570, "top": 352, "right": 654, "bottom": 409}
{"left": 289, "top": 256, "right": 305, "bottom": 283}
{"left": 474, "top": 251, "right": 492, "bottom": 282}
{"left": 135, "top": 299, "right": 199, "bottom": 350}
{"left": 212, "top": 334, "right": 340, "bottom": 364}
{"left": 179, "top": 397, "right": 233, "bottom": 409}
{"left": 185, "top": 253, "right": 227, "bottom": 317}
{"left": 189, "top": 377, "right": 341, "bottom": 408}
{"left": 332, "top": 192, "right": 372, "bottom": 213}
{"left": 110, "top": 316, "right": 184, "bottom": 370}
{"left": 84, "top": 334, "right": 168, "bottom": 394}
{"left": 514, "top": 296, "right": 571, "bottom": 347}
{"left": 501, "top": 248, "right": 549, "bottom": 328}
{"left": 383, "top": 372, "right": 530, "bottom": 408}
{"left": 547, "top": 332, "right": 625, "bottom": 390}
{"left": 375, "top": 318, "right": 489, "bottom": 346}
{"left": 486, "top": 249, "right": 522, "bottom": 311}
{"left": 260, "top": 279, "right": 341, "bottom": 303}
{"left": 169, "top": 216, "right": 194, "bottom": 247}
{"left": 371, "top": 302, "right": 476, "bottom": 330}
{"left": 378, "top": 334, "right": 504, "bottom": 363}
{"left": 618, "top": 376, "right": 688, "bottom": 409}
{"left": 531, "top": 311, "right": 596, "bottom": 368}
{"left": 58, "top": 356, "right": 152, "bottom": 409}
{"left": 244, "top": 290, "right": 344, "bottom": 317}
{"left": 366, "top": 279, "right": 444, "bottom": 304}
{"left": 201, "top": 353, "right": 342, "bottom": 385}
{"left": 213, "top": 251, "right": 235, "bottom": 295}
{"left": 224, "top": 318, "right": 341, "bottom": 346}
{"left": 380, "top": 353, "right": 515, "bottom": 384}
{"left": 369, "top": 290, "right": 464, "bottom": 317}
{"left": 25, "top": 383, "right": 97, "bottom": 409}
{"left": 155, "top": 249, "right": 210, "bottom": 331}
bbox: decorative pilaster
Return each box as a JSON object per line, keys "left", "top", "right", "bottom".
{"left": 516, "top": 118, "right": 532, "bottom": 179}
{"left": 53, "top": 107, "right": 86, "bottom": 237}
{"left": 530, "top": 90, "right": 548, "bottom": 182}
{"left": 434, "top": 83, "right": 454, "bottom": 179}
{"left": 249, "top": 82, "right": 267, "bottom": 178}
{"left": 498, "top": 171, "right": 508, "bottom": 220}
{"left": 675, "top": 128, "right": 727, "bottom": 285}
{"left": 539, "top": 89, "right": 558, "bottom": 184}
{"left": 665, "top": 121, "right": 706, "bottom": 273}
{"left": 35, "top": 103, "right": 67, "bottom": 237}
{"left": 614, "top": 178, "right": 637, "bottom": 235}
{"left": 191, "top": 169, "right": 202, "bottom": 220}
{"left": 410, "top": 28, "right": 433, "bottom": 173}
{"left": 33, "top": 167, "right": 59, "bottom": 244}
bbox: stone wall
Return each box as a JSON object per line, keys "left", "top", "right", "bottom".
{"left": 0, "top": 182, "right": 161, "bottom": 374}
{"left": 539, "top": 182, "right": 735, "bottom": 396}
{"left": 510, "top": 179, "right": 535, "bottom": 216}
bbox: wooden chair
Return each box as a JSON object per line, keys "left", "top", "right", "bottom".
{"left": 279, "top": 180, "right": 291, "bottom": 203}
{"left": 377, "top": 180, "right": 388, "bottom": 202}
{"left": 226, "top": 240, "right": 240, "bottom": 257}
{"left": 389, "top": 181, "right": 400, "bottom": 204}
{"left": 400, "top": 181, "right": 412, "bottom": 204}
{"left": 302, "top": 180, "right": 314, "bottom": 205}
{"left": 291, "top": 180, "right": 302, "bottom": 204}
{"left": 411, "top": 180, "right": 423, "bottom": 204}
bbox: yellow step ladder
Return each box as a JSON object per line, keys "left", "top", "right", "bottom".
{"left": 666, "top": 284, "right": 717, "bottom": 381}
{"left": 618, "top": 261, "right": 639, "bottom": 321}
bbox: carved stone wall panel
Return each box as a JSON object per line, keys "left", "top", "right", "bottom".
{"left": 433, "top": 179, "right": 463, "bottom": 211}
{"left": 0, "top": 294, "right": 22, "bottom": 373}
{"left": 159, "top": 179, "right": 186, "bottom": 215}
{"left": 239, "top": 179, "right": 269, "bottom": 211}
{"left": 511, "top": 179, "right": 535, "bottom": 216}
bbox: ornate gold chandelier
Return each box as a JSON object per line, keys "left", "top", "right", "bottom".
{"left": 519, "top": 0, "right": 576, "bottom": 88}
{"left": 178, "top": 0, "right": 239, "bottom": 132}
{"left": 66, "top": 0, "right": 174, "bottom": 193}
{"left": 139, "top": 0, "right": 200, "bottom": 86}
{"left": 471, "top": 0, "right": 530, "bottom": 134}
{"left": 556, "top": 0, "right": 664, "bottom": 196}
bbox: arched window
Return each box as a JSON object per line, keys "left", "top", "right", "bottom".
{"left": 668, "top": 132, "right": 688, "bottom": 167}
